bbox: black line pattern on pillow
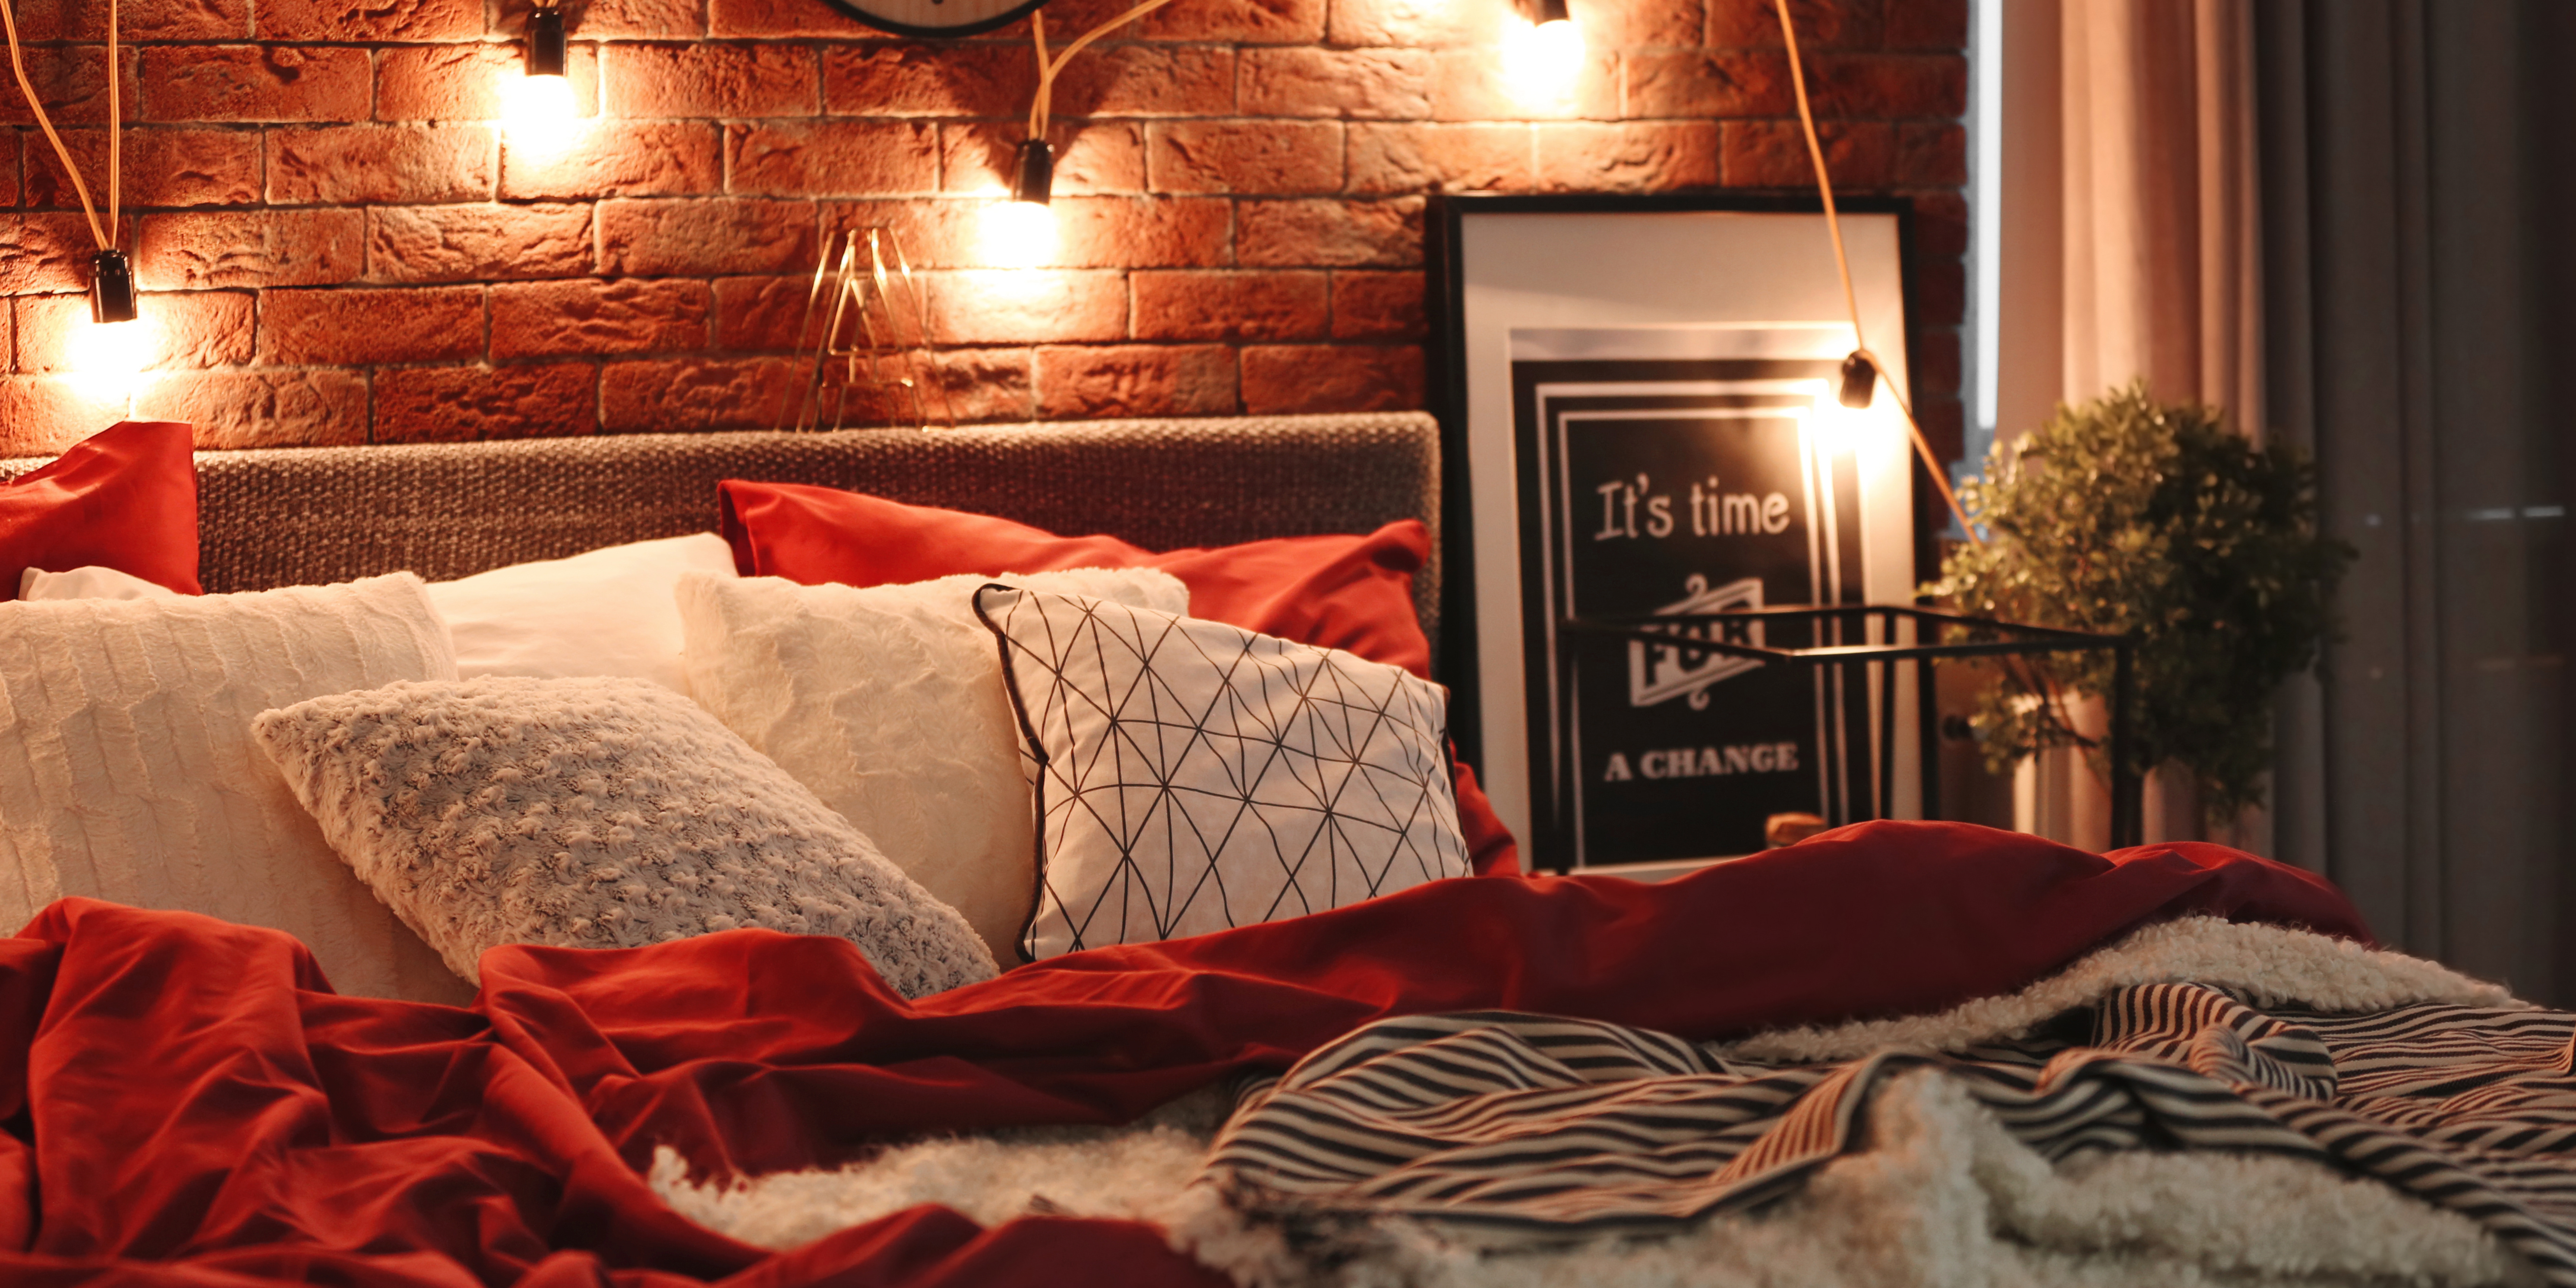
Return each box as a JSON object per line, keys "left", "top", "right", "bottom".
{"left": 975, "top": 584, "right": 1469, "bottom": 960}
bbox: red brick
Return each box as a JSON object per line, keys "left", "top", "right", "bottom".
{"left": 1707, "top": 0, "right": 1880, "bottom": 49}
{"left": 1719, "top": 119, "right": 1893, "bottom": 187}
{"left": 598, "top": 198, "right": 815, "bottom": 276}
{"left": 502, "top": 122, "right": 719, "bottom": 199}
{"left": 821, "top": 42, "right": 1031, "bottom": 117}
{"left": 727, "top": 120, "right": 940, "bottom": 197}
{"left": 1237, "top": 198, "right": 1421, "bottom": 268}
{"left": 14, "top": 291, "right": 253, "bottom": 371}
{"left": 142, "top": 45, "right": 369, "bottom": 123}
{"left": 12, "top": 0, "right": 246, "bottom": 42}
{"left": 1240, "top": 48, "right": 1432, "bottom": 119}
{"left": 1329, "top": 0, "right": 1502, "bottom": 47}
{"left": 572, "top": 0, "right": 703, "bottom": 39}
{"left": 256, "top": 0, "right": 477, "bottom": 40}
{"left": 28, "top": 129, "right": 261, "bottom": 209}
{"left": 712, "top": 275, "right": 810, "bottom": 350}
{"left": 375, "top": 363, "right": 598, "bottom": 441}
{"left": 601, "top": 43, "right": 816, "bottom": 119}
{"left": 1240, "top": 344, "right": 1422, "bottom": 414}
{"left": 490, "top": 278, "right": 710, "bottom": 358}
{"left": 1587, "top": 0, "right": 1705, "bottom": 48}
{"left": 1916, "top": 254, "right": 1964, "bottom": 325}
{"left": 1809, "top": 53, "right": 1967, "bottom": 118}
{"left": 706, "top": 0, "right": 847, "bottom": 38}
{"left": 1534, "top": 121, "right": 1718, "bottom": 191}
{"left": 1143, "top": 0, "right": 1322, "bottom": 43}
{"left": 0, "top": 215, "right": 104, "bottom": 294}
{"left": 0, "top": 379, "right": 117, "bottom": 454}
{"left": 923, "top": 347, "right": 1033, "bottom": 424}
{"left": 268, "top": 126, "right": 495, "bottom": 205}
{"left": 132, "top": 369, "right": 367, "bottom": 447}
{"left": 939, "top": 122, "right": 1145, "bottom": 196}
{"left": 1912, "top": 392, "right": 1963, "bottom": 461}
{"left": 377, "top": 44, "right": 598, "bottom": 122}
{"left": 1909, "top": 324, "right": 1961, "bottom": 398}
{"left": 1896, "top": 121, "right": 1967, "bottom": 186}
{"left": 926, "top": 270, "right": 1125, "bottom": 345}
{"left": 599, "top": 356, "right": 793, "bottom": 432}
{"left": 133, "top": 209, "right": 364, "bottom": 288}
{"left": 1885, "top": 0, "right": 1968, "bottom": 50}
{"left": 1329, "top": 270, "right": 1423, "bottom": 341}
{"left": 1148, "top": 121, "right": 1342, "bottom": 196}
{"left": 258, "top": 286, "right": 483, "bottom": 365}
{"left": 366, "top": 205, "right": 593, "bottom": 284}
{"left": 1626, "top": 50, "right": 1791, "bottom": 118}
{"left": 1048, "top": 46, "right": 1232, "bottom": 118}
{"left": 1346, "top": 123, "right": 1530, "bottom": 194}
{"left": 1052, "top": 197, "right": 1232, "bottom": 269}
{"left": 1036, "top": 344, "right": 1236, "bottom": 418}
{"left": 0, "top": 45, "right": 137, "bottom": 125}
{"left": 814, "top": 199, "right": 968, "bottom": 268}
{"left": 1912, "top": 188, "right": 1966, "bottom": 257}
{"left": 1132, "top": 270, "right": 1327, "bottom": 342}
{"left": 1430, "top": 46, "right": 1619, "bottom": 122}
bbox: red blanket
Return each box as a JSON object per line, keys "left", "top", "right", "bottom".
{"left": 0, "top": 823, "right": 2364, "bottom": 1287}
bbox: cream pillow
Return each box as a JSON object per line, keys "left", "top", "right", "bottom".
{"left": 19, "top": 564, "right": 183, "bottom": 600}
{"left": 0, "top": 574, "right": 466, "bottom": 1001}
{"left": 423, "top": 533, "right": 737, "bottom": 694}
{"left": 253, "top": 676, "right": 998, "bottom": 997}
{"left": 677, "top": 569, "right": 1190, "bottom": 961}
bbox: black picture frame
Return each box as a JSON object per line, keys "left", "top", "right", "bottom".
{"left": 1428, "top": 192, "right": 1932, "bottom": 873}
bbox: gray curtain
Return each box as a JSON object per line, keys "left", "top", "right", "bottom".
{"left": 2258, "top": 0, "right": 2576, "bottom": 1006}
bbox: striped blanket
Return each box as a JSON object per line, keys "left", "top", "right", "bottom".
{"left": 1208, "top": 983, "right": 2576, "bottom": 1284}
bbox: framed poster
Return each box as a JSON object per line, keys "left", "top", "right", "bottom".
{"left": 1430, "top": 195, "right": 1925, "bottom": 873}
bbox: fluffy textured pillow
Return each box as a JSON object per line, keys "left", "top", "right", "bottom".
{"left": 716, "top": 481, "right": 1519, "bottom": 875}
{"left": 423, "top": 533, "right": 737, "bottom": 694}
{"left": 252, "top": 676, "right": 998, "bottom": 998}
{"left": 976, "top": 585, "right": 1471, "bottom": 960}
{"left": 0, "top": 574, "right": 464, "bottom": 1001}
{"left": 677, "top": 568, "right": 1188, "bottom": 960}
{"left": 1, "top": 420, "right": 199, "bottom": 602}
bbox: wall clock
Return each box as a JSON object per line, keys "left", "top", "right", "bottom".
{"left": 821, "top": 0, "right": 1051, "bottom": 38}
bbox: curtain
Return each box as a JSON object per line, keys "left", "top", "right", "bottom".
{"left": 1998, "top": 0, "right": 2265, "bottom": 849}
{"left": 2258, "top": 0, "right": 2575, "bottom": 1007}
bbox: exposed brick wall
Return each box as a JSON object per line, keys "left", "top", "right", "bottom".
{"left": 0, "top": 0, "right": 1964, "bottom": 454}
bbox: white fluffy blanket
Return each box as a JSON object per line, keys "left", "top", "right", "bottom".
{"left": 652, "top": 917, "right": 2547, "bottom": 1288}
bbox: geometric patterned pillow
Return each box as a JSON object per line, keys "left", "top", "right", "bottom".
{"left": 974, "top": 584, "right": 1469, "bottom": 961}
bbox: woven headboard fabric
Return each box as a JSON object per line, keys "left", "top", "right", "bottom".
{"left": 3, "top": 411, "right": 1445, "bottom": 652}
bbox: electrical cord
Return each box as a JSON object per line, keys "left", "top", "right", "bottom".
{"left": 1, "top": 0, "right": 119, "bottom": 252}
{"left": 1027, "top": 0, "right": 1177, "bottom": 142}
{"left": 1771, "top": 0, "right": 1979, "bottom": 546}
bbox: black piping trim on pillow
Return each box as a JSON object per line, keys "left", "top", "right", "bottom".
{"left": 973, "top": 582, "right": 1052, "bottom": 965}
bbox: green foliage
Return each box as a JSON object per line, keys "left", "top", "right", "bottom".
{"left": 1924, "top": 381, "right": 2354, "bottom": 821}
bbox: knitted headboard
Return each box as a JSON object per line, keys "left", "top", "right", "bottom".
{"left": 6, "top": 411, "right": 1445, "bottom": 654}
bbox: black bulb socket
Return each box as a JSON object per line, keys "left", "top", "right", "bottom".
{"left": 1837, "top": 351, "right": 1877, "bottom": 410}
{"left": 526, "top": 6, "right": 568, "bottom": 77}
{"left": 1011, "top": 138, "right": 1055, "bottom": 205}
{"left": 89, "top": 249, "right": 137, "bottom": 324}
{"left": 1516, "top": 0, "right": 1570, "bottom": 22}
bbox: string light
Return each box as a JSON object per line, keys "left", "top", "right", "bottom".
{"left": 1502, "top": 0, "right": 1585, "bottom": 101}
{"left": 6, "top": 0, "right": 139, "bottom": 420}
{"left": 502, "top": 0, "right": 581, "bottom": 155}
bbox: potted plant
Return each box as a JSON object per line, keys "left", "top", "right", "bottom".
{"left": 1926, "top": 381, "right": 2355, "bottom": 828}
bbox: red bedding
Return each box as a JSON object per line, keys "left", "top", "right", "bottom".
{"left": 0, "top": 823, "right": 2364, "bottom": 1287}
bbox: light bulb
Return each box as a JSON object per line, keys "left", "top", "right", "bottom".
{"left": 979, "top": 198, "right": 1059, "bottom": 269}
{"left": 65, "top": 315, "right": 151, "bottom": 408}
{"left": 1501, "top": 13, "right": 1585, "bottom": 101}
{"left": 500, "top": 71, "right": 582, "bottom": 156}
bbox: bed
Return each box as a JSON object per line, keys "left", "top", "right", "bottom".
{"left": 0, "top": 414, "right": 2569, "bottom": 1288}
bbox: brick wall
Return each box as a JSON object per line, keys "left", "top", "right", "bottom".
{"left": 0, "top": 0, "right": 1964, "bottom": 455}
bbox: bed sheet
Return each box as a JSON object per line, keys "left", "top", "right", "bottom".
{"left": 0, "top": 821, "right": 2364, "bottom": 1287}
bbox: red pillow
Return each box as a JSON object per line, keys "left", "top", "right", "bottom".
{"left": 0, "top": 420, "right": 200, "bottom": 601}
{"left": 719, "top": 480, "right": 1519, "bottom": 874}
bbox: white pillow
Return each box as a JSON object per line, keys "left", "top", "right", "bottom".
{"left": 423, "top": 533, "right": 737, "bottom": 694}
{"left": 677, "top": 569, "right": 1190, "bottom": 962}
{"left": 19, "top": 564, "right": 185, "bottom": 600}
{"left": 0, "top": 574, "right": 468, "bottom": 1001}
{"left": 252, "top": 676, "right": 999, "bottom": 997}
{"left": 976, "top": 585, "right": 1470, "bottom": 960}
